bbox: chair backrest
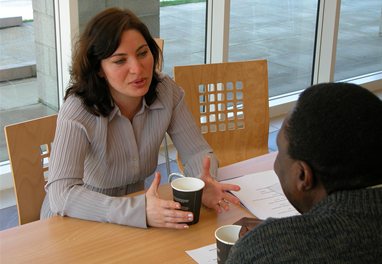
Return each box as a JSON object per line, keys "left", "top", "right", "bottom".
{"left": 4, "top": 114, "right": 57, "bottom": 225}
{"left": 4, "top": 40, "right": 163, "bottom": 225}
{"left": 173, "top": 60, "right": 269, "bottom": 167}
{"left": 154, "top": 38, "right": 164, "bottom": 71}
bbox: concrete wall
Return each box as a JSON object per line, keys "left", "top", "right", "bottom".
{"left": 32, "top": 0, "right": 59, "bottom": 111}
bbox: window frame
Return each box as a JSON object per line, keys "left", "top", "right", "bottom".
{"left": 55, "top": 0, "right": 381, "bottom": 112}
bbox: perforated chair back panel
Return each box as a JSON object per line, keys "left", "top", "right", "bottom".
{"left": 174, "top": 60, "right": 269, "bottom": 167}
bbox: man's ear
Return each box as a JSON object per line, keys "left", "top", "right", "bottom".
{"left": 296, "top": 160, "right": 314, "bottom": 192}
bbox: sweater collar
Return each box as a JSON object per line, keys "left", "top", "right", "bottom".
{"left": 308, "top": 188, "right": 382, "bottom": 215}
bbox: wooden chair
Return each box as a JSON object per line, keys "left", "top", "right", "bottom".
{"left": 173, "top": 60, "right": 269, "bottom": 168}
{"left": 4, "top": 114, "right": 57, "bottom": 225}
{"left": 154, "top": 38, "right": 175, "bottom": 176}
{"left": 3, "top": 40, "right": 163, "bottom": 225}
{"left": 154, "top": 38, "right": 164, "bottom": 71}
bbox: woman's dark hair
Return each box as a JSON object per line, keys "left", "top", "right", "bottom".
{"left": 285, "top": 82, "right": 382, "bottom": 194}
{"left": 65, "top": 7, "right": 162, "bottom": 116}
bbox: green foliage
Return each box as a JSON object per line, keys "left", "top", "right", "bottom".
{"left": 160, "top": 0, "right": 205, "bottom": 7}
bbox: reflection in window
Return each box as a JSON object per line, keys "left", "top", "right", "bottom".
{"left": 335, "top": 0, "right": 382, "bottom": 81}
{"left": 160, "top": 1, "right": 207, "bottom": 76}
{"left": 229, "top": 0, "right": 318, "bottom": 97}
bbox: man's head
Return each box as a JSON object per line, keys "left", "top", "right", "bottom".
{"left": 274, "top": 82, "right": 382, "bottom": 213}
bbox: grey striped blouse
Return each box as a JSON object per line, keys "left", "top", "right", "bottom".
{"left": 40, "top": 74, "right": 218, "bottom": 228}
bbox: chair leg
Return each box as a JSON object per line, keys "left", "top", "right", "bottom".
{"left": 163, "top": 133, "right": 171, "bottom": 176}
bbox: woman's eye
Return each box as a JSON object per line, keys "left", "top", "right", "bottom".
{"left": 113, "top": 59, "right": 126, "bottom": 65}
{"left": 138, "top": 50, "right": 148, "bottom": 58}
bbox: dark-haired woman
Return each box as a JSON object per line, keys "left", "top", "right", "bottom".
{"left": 40, "top": 8, "right": 240, "bottom": 229}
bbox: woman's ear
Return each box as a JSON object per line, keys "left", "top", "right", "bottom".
{"left": 296, "top": 161, "right": 314, "bottom": 192}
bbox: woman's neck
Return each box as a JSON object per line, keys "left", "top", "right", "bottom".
{"left": 114, "top": 96, "right": 143, "bottom": 121}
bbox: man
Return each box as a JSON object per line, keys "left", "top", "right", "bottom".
{"left": 227, "top": 82, "right": 382, "bottom": 263}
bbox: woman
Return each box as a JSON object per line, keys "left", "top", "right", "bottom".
{"left": 41, "top": 7, "right": 240, "bottom": 229}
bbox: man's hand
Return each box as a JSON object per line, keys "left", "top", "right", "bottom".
{"left": 234, "top": 217, "right": 263, "bottom": 237}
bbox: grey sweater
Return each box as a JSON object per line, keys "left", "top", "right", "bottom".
{"left": 227, "top": 188, "right": 382, "bottom": 263}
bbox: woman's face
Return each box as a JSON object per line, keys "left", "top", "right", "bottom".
{"left": 100, "top": 29, "right": 154, "bottom": 103}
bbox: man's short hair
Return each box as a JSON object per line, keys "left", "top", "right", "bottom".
{"left": 285, "top": 82, "right": 382, "bottom": 193}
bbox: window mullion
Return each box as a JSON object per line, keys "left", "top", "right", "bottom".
{"left": 54, "top": 0, "right": 79, "bottom": 106}
{"left": 206, "top": 0, "right": 230, "bottom": 64}
{"left": 313, "top": 0, "right": 341, "bottom": 84}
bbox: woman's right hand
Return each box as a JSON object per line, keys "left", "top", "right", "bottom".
{"left": 145, "top": 172, "right": 193, "bottom": 229}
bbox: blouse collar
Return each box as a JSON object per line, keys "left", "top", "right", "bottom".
{"left": 108, "top": 96, "right": 164, "bottom": 121}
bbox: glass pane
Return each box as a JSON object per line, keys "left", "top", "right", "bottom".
{"left": 335, "top": 0, "right": 382, "bottom": 81}
{"left": 229, "top": 0, "right": 318, "bottom": 97}
{"left": 0, "top": 1, "right": 58, "bottom": 162}
{"left": 160, "top": 0, "right": 207, "bottom": 76}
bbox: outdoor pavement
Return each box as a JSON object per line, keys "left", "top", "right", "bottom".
{"left": 0, "top": 0, "right": 33, "bottom": 20}
{"left": 0, "top": 1, "right": 37, "bottom": 161}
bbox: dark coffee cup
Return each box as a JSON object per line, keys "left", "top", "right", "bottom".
{"left": 169, "top": 173, "right": 205, "bottom": 225}
{"left": 215, "top": 225, "right": 241, "bottom": 264}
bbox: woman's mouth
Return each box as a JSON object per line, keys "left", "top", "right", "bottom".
{"left": 130, "top": 78, "right": 147, "bottom": 87}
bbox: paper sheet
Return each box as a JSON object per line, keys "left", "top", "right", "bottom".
{"left": 186, "top": 243, "right": 217, "bottom": 264}
{"left": 222, "top": 170, "right": 299, "bottom": 219}
{"left": 186, "top": 170, "right": 299, "bottom": 263}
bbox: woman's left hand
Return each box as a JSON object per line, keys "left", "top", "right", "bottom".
{"left": 200, "top": 156, "right": 241, "bottom": 213}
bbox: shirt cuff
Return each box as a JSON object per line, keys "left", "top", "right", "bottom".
{"left": 108, "top": 194, "right": 148, "bottom": 228}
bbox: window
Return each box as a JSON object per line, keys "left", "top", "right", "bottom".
{"left": 0, "top": 1, "right": 58, "bottom": 163}
{"left": 335, "top": 0, "right": 382, "bottom": 81}
{"left": 160, "top": 0, "right": 207, "bottom": 75}
{"left": 1, "top": 0, "right": 381, "bottom": 187}
{"left": 229, "top": 0, "right": 319, "bottom": 98}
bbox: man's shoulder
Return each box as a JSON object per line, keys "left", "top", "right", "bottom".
{"left": 226, "top": 215, "right": 313, "bottom": 263}
{"left": 244, "top": 216, "right": 305, "bottom": 241}
{"left": 226, "top": 218, "right": 292, "bottom": 263}
{"left": 228, "top": 207, "right": 382, "bottom": 264}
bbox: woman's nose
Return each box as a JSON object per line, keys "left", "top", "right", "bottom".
{"left": 128, "top": 57, "right": 143, "bottom": 74}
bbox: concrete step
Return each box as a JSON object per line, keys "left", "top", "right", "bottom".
{"left": 0, "top": 62, "right": 36, "bottom": 82}
{"left": 0, "top": 16, "right": 22, "bottom": 29}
